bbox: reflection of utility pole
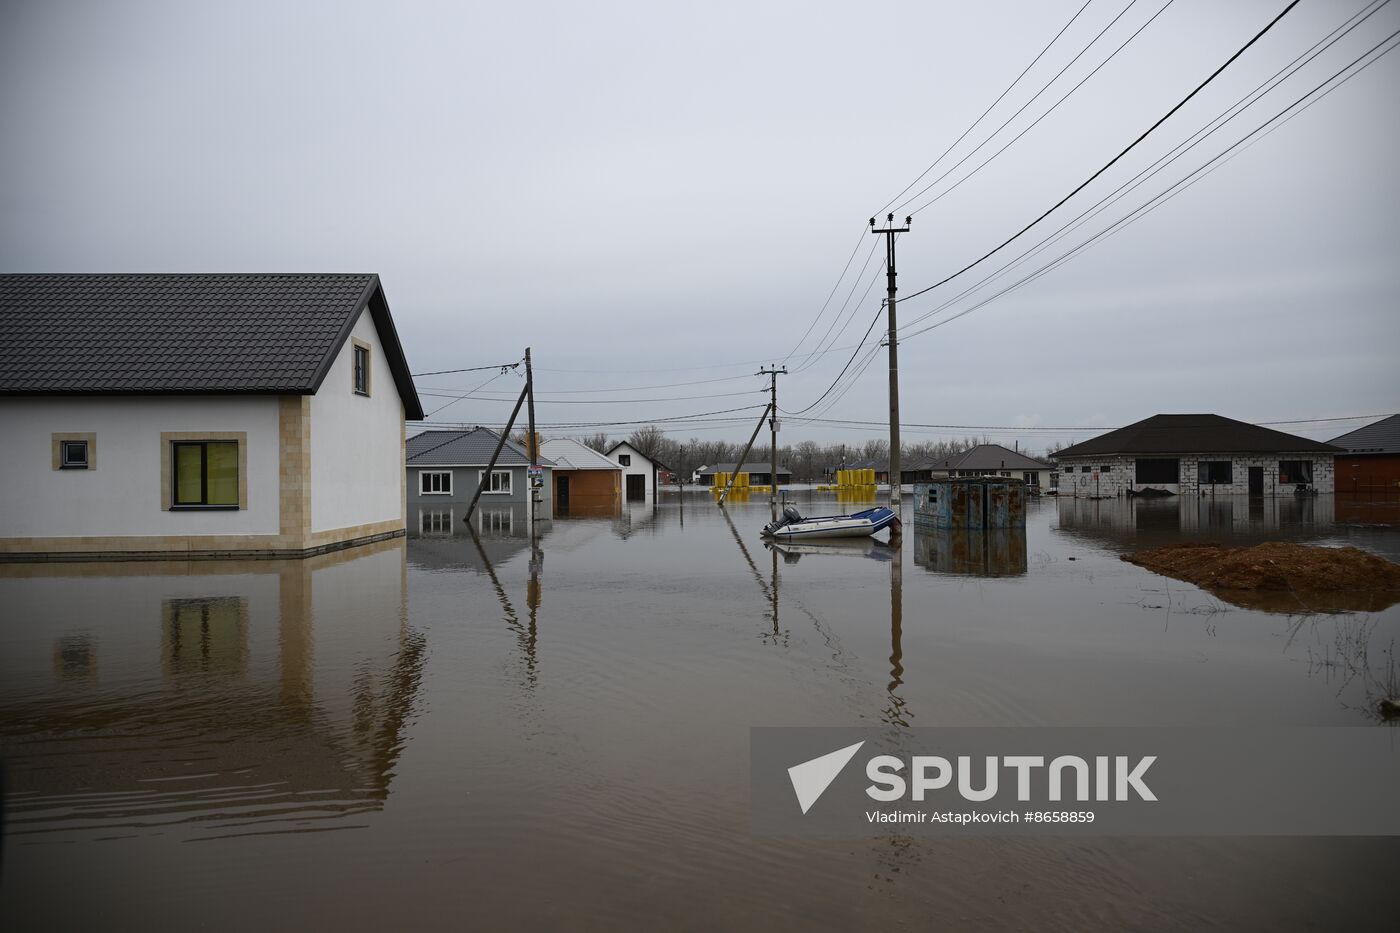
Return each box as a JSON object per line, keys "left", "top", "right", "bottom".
{"left": 885, "top": 547, "right": 907, "bottom": 727}
{"left": 871, "top": 213, "right": 910, "bottom": 512}
{"left": 525, "top": 347, "right": 538, "bottom": 536}
{"left": 758, "top": 365, "right": 786, "bottom": 520}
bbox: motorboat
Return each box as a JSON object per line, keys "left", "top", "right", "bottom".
{"left": 760, "top": 505, "right": 899, "bottom": 540}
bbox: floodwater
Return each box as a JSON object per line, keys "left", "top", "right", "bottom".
{"left": 2, "top": 492, "right": 1398, "bottom": 931}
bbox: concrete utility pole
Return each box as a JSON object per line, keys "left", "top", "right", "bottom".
{"left": 757, "top": 365, "right": 786, "bottom": 520}
{"left": 524, "top": 347, "right": 537, "bottom": 534}
{"left": 871, "top": 212, "right": 910, "bottom": 511}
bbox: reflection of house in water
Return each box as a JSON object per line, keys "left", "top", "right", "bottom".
{"left": 0, "top": 538, "right": 422, "bottom": 842}
{"left": 913, "top": 527, "right": 1028, "bottom": 577}
{"left": 1055, "top": 495, "right": 1342, "bottom": 554}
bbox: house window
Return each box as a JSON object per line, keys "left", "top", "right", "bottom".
{"left": 1197, "top": 460, "right": 1232, "bottom": 484}
{"left": 1099, "top": 465, "right": 1112, "bottom": 473}
{"left": 352, "top": 339, "right": 371, "bottom": 396}
{"left": 1023, "top": 472, "right": 1039, "bottom": 486}
{"left": 171, "top": 441, "right": 240, "bottom": 508}
{"left": 52, "top": 432, "right": 97, "bottom": 470}
{"left": 421, "top": 471, "right": 452, "bottom": 495}
{"left": 60, "top": 439, "right": 89, "bottom": 469}
{"left": 1279, "top": 460, "right": 1313, "bottom": 484}
{"left": 1134, "top": 458, "right": 1180, "bottom": 484}
{"left": 479, "top": 469, "right": 512, "bottom": 494}
{"left": 618, "top": 454, "right": 631, "bottom": 467}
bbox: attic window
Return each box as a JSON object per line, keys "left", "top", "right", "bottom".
{"left": 352, "top": 339, "right": 371, "bottom": 396}
{"left": 52, "top": 433, "right": 96, "bottom": 471}
{"left": 618, "top": 454, "right": 631, "bottom": 467}
{"left": 60, "top": 440, "right": 89, "bottom": 469}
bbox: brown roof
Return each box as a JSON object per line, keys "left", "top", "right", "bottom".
{"left": 1054, "top": 414, "right": 1341, "bottom": 458}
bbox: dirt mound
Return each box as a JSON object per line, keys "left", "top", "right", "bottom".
{"left": 1122, "top": 541, "right": 1400, "bottom": 612}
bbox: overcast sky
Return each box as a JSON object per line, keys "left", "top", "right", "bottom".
{"left": 2, "top": 0, "right": 1396, "bottom": 450}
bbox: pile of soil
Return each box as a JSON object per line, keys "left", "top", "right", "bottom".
{"left": 1122, "top": 541, "right": 1400, "bottom": 612}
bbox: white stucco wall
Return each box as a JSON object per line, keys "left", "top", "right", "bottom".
{"left": 310, "top": 309, "right": 406, "bottom": 534}
{"left": 608, "top": 442, "right": 654, "bottom": 500}
{"left": 0, "top": 396, "right": 281, "bottom": 538}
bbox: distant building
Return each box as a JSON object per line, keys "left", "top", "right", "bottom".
{"left": 608, "top": 441, "right": 667, "bottom": 501}
{"left": 1053, "top": 414, "right": 1340, "bottom": 497}
{"left": 928, "top": 444, "right": 1054, "bottom": 491}
{"left": 1329, "top": 414, "right": 1400, "bottom": 496}
{"left": 0, "top": 273, "right": 423, "bottom": 559}
{"left": 406, "top": 427, "right": 553, "bottom": 520}
{"left": 539, "top": 438, "right": 621, "bottom": 517}
{"left": 693, "top": 461, "right": 792, "bottom": 487}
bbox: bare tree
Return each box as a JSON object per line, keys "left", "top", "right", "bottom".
{"left": 579, "top": 432, "right": 610, "bottom": 453}
{"left": 627, "top": 424, "right": 666, "bottom": 460}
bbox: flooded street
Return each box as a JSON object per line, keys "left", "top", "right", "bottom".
{"left": 3, "top": 493, "right": 1398, "bottom": 931}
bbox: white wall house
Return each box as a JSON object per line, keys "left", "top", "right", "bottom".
{"left": 0, "top": 273, "right": 424, "bottom": 559}
{"left": 606, "top": 441, "right": 662, "bottom": 502}
{"left": 1053, "top": 414, "right": 1341, "bottom": 497}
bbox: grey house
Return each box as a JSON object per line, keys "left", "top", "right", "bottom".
{"left": 406, "top": 428, "right": 553, "bottom": 520}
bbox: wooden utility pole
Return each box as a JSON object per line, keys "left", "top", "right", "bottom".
{"left": 757, "top": 365, "right": 786, "bottom": 520}
{"left": 718, "top": 402, "right": 773, "bottom": 506}
{"left": 871, "top": 212, "right": 910, "bottom": 511}
{"left": 525, "top": 347, "right": 538, "bottom": 534}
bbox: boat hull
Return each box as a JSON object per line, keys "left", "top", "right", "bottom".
{"left": 761, "top": 507, "right": 898, "bottom": 540}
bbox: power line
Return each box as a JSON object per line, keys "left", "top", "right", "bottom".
{"left": 415, "top": 388, "right": 765, "bottom": 405}
{"left": 408, "top": 404, "right": 768, "bottom": 428}
{"left": 876, "top": 0, "right": 1096, "bottom": 217}
{"left": 893, "top": 0, "right": 1154, "bottom": 217}
{"left": 894, "top": 0, "right": 1395, "bottom": 340}
{"left": 412, "top": 361, "right": 521, "bottom": 378}
{"left": 898, "top": 22, "right": 1400, "bottom": 344}
{"left": 904, "top": 0, "right": 1177, "bottom": 217}
{"left": 421, "top": 368, "right": 512, "bottom": 419}
{"left": 897, "top": 0, "right": 1301, "bottom": 307}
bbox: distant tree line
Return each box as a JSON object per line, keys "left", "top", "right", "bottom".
{"left": 577, "top": 426, "right": 1052, "bottom": 483}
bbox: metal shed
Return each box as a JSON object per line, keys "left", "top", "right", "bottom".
{"left": 913, "top": 477, "right": 1027, "bottom": 530}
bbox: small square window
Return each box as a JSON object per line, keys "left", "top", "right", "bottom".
{"left": 60, "top": 439, "right": 89, "bottom": 469}
{"left": 618, "top": 454, "right": 631, "bottom": 467}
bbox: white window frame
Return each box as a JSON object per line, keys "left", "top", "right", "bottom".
{"left": 420, "top": 470, "right": 453, "bottom": 495}
{"left": 479, "top": 469, "right": 512, "bottom": 494}
{"left": 419, "top": 508, "right": 454, "bottom": 535}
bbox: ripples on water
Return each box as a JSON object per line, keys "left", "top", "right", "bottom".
{"left": 1, "top": 494, "right": 1398, "bottom": 930}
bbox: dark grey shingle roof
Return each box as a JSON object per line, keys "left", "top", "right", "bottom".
{"left": 407, "top": 427, "right": 555, "bottom": 467}
{"left": 0, "top": 273, "right": 423, "bottom": 419}
{"left": 1328, "top": 414, "right": 1400, "bottom": 455}
{"left": 933, "top": 444, "right": 1051, "bottom": 471}
{"left": 1054, "top": 414, "right": 1341, "bottom": 458}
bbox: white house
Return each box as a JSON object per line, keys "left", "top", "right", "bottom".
{"left": 0, "top": 273, "right": 424, "bottom": 559}
{"left": 606, "top": 441, "right": 663, "bottom": 502}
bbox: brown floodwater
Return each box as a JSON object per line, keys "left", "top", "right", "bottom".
{"left": 2, "top": 493, "right": 1398, "bottom": 931}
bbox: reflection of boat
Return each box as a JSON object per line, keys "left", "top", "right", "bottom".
{"left": 761, "top": 505, "right": 899, "bottom": 540}
{"left": 766, "top": 538, "right": 895, "bottom": 563}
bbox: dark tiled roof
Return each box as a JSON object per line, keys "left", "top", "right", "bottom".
{"left": 406, "top": 427, "right": 555, "bottom": 467}
{"left": 0, "top": 273, "right": 423, "bottom": 419}
{"left": 932, "top": 444, "right": 1051, "bottom": 471}
{"left": 1328, "top": 414, "right": 1400, "bottom": 455}
{"left": 1054, "top": 414, "right": 1342, "bottom": 458}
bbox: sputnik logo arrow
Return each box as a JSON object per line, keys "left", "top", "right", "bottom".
{"left": 788, "top": 741, "right": 865, "bottom": 814}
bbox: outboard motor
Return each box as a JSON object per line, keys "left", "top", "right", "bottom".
{"left": 761, "top": 505, "right": 804, "bottom": 537}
